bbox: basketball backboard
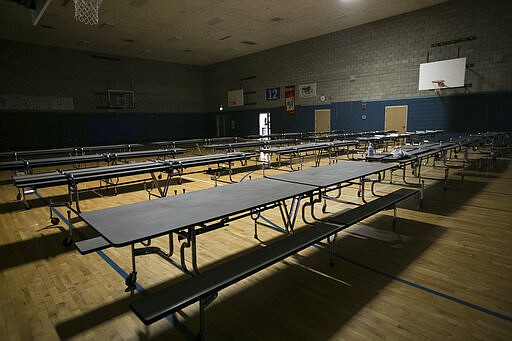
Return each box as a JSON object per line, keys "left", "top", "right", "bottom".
{"left": 227, "top": 89, "right": 244, "bottom": 107}
{"left": 418, "top": 57, "right": 466, "bottom": 91}
{"left": 107, "top": 90, "right": 135, "bottom": 109}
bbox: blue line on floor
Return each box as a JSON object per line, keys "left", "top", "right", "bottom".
{"left": 314, "top": 244, "right": 512, "bottom": 323}
{"left": 239, "top": 170, "right": 256, "bottom": 182}
{"left": 35, "top": 193, "right": 194, "bottom": 339}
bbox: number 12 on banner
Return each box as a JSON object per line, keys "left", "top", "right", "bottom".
{"left": 265, "top": 87, "right": 280, "bottom": 101}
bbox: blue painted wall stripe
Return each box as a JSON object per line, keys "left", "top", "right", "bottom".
{"left": 226, "top": 91, "right": 512, "bottom": 136}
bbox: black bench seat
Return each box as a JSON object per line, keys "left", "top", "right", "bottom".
{"left": 130, "top": 220, "right": 348, "bottom": 325}
{"left": 328, "top": 188, "right": 418, "bottom": 226}
{"left": 75, "top": 236, "right": 111, "bottom": 255}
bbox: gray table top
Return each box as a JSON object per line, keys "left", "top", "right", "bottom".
{"left": 151, "top": 139, "right": 206, "bottom": 146}
{"left": 168, "top": 152, "right": 252, "bottom": 165}
{"left": 203, "top": 139, "right": 299, "bottom": 150}
{"left": 12, "top": 160, "right": 170, "bottom": 188}
{"left": 202, "top": 141, "right": 265, "bottom": 149}
{"left": 79, "top": 177, "right": 316, "bottom": 246}
{"left": 263, "top": 142, "right": 329, "bottom": 153}
{"left": 245, "top": 132, "right": 303, "bottom": 139}
{"left": 12, "top": 153, "right": 254, "bottom": 186}
{"left": 80, "top": 143, "right": 144, "bottom": 152}
{"left": 4, "top": 147, "right": 78, "bottom": 157}
{"left": 206, "top": 137, "right": 239, "bottom": 143}
{"left": 111, "top": 148, "right": 186, "bottom": 158}
{"left": 328, "top": 140, "right": 359, "bottom": 147}
{"left": 266, "top": 161, "right": 395, "bottom": 188}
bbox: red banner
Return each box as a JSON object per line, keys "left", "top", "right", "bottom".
{"left": 285, "top": 85, "right": 295, "bottom": 115}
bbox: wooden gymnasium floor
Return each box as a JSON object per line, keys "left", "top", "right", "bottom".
{"left": 0, "top": 148, "right": 511, "bottom": 340}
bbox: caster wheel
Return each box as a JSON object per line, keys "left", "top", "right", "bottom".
{"left": 158, "top": 174, "right": 162, "bottom": 180}
{"left": 16, "top": 193, "right": 21, "bottom": 200}
{"left": 357, "top": 190, "right": 361, "bottom": 197}
{"left": 62, "top": 237, "right": 73, "bottom": 247}
{"left": 125, "top": 272, "right": 137, "bottom": 287}
{"left": 51, "top": 217, "right": 60, "bottom": 225}
{"left": 24, "top": 202, "right": 31, "bottom": 210}
{"left": 322, "top": 204, "right": 327, "bottom": 213}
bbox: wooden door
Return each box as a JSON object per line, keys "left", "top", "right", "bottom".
{"left": 385, "top": 105, "right": 408, "bottom": 133}
{"left": 315, "top": 109, "right": 331, "bottom": 133}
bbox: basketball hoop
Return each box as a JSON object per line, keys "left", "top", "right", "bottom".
{"left": 432, "top": 80, "right": 446, "bottom": 88}
{"left": 74, "top": 0, "right": 103, "bottom": 25}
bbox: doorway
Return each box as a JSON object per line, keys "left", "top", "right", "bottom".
{"left": 259, "top": 112, "right": 271, "bottom": 136}
{"left": 216, "top": 114, "right": 230, "bottom": 137}
{"left": 384, "top": 105, "right": 408, "bottom": 134}
{"left": 259, "top": 112, "right": 271, "bottom": 162}
{"left": 315, "top": 109, "right": 331, "bottom": 133}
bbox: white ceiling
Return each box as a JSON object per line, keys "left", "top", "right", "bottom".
{"left": 0, "top": 0, "right": 450, "bottom": 66}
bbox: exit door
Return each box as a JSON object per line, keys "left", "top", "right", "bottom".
{"left": 259, "top": 112, "right": 271, "bottom": 136}
{"left": 259, "top": 113, "right": 271, "bottom": 162}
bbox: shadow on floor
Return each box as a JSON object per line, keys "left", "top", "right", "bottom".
{"left": 54, "top": 215, "right": 445, "bottom": 340}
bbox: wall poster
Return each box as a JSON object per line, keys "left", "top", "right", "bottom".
{"left": 285, "top": 85, "right": 295, "bottom": 115}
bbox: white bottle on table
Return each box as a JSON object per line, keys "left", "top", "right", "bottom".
{"left": 368, "top": 142, "right": 375, "bottom": 157}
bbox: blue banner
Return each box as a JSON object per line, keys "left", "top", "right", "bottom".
{"left": 265, "top": 87, "right": 280, "bottom": 101}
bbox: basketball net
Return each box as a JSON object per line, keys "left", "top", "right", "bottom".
{"left": 74, "top": 0, "right": 103, "bottom": 25}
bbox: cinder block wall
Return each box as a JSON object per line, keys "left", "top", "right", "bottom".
{"left": 0, "top": 39, "right": 206, "bottom": 113}
{"left": 205, "top": 0, "right": 512, "bottom": 111}
{"left": 0, "top": 40, "right": 211, "bottom": 149}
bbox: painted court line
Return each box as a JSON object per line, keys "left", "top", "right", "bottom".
{"left": 314, "top": 244, "right": 512, "bottom": 323}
